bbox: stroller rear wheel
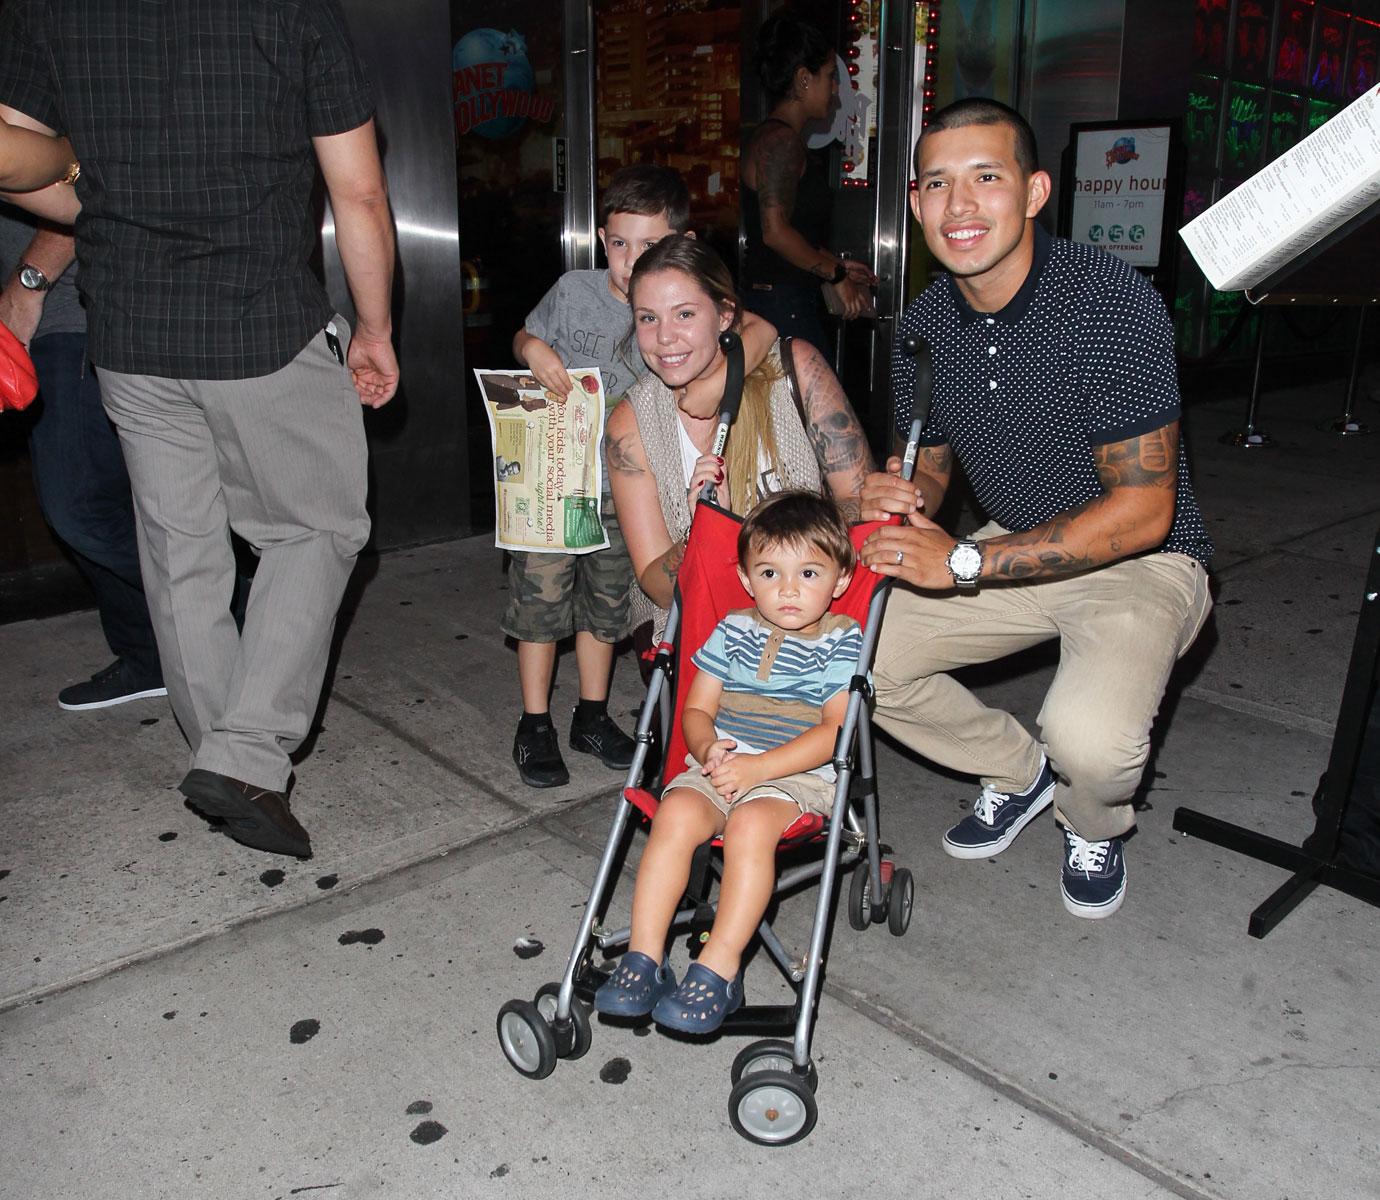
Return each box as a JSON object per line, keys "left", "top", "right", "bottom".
{"left": 728, "top": 1069, "right": 818, "bottom": 1146}
{"left": 888, "top": 867, "right": 915, "bottom": 936}
{"left": 730, "top": 1039, "right": 818, "bottom": 1092}
{"left": 848, "top": 862, "right": 891, "bottom": 928}
{"left": 496, "top": 999, "right": 558, "bottom": 1079}
{"left": 534, "top": 981, "right": 593, "bottom": 1060}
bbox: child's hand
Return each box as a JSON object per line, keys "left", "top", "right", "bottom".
{"left": 700, "top": 738, "right": 736, "bottom": 773}
{"left": 708, "top": 752, "right": 765, "bottom": 805}
{"left": 524, "top": 340, "right": 574, "bottom": 399}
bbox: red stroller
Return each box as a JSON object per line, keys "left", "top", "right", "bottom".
{"left": 497, "top": 333, "right": 931, "bottom": 1146}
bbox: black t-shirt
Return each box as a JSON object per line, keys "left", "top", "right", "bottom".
{"left": 0, "top": 0, "right": 375, "bottom": 380}
{"left": 891, "top": 225, "right": 1213, "bottom": 567}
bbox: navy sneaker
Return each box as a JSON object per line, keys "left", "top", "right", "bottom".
{"left": 942, "top": 757, "right": 1056, "bottom": 859}
{"left": 1059, "top": 823, "right": 1127, "bottom": 918}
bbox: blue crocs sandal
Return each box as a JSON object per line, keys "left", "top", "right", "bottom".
{"left": 593, "top": 951, "right": 677, "bottom": 1017}
{"left": 651, "top": 961, "right": 743, "bottom": 1034}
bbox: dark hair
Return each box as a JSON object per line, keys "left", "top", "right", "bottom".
{"left": 599, "top": 164, "right": 691, "bottom": 233}
{"left": 753, "top": 13, "right": 834, "bottom": 105}
{"left": 627, "top": 234, "right": 740, "bottom": 327}
{"left": 915, "top": 98, "right": 1040, "bottom": 177}
{"left": 738, "top": 491, "right": 855, "bottom": 573}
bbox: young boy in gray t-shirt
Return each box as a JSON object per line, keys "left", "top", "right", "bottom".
{"left": 505, "top": 165, "right": 775, "bottom": 788}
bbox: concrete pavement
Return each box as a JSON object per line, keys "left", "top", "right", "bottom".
{"left": 1, "top": 383, "right": 1377, "bottom": 1199}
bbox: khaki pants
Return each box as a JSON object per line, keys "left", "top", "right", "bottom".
{"left": 873, "top": 524, "right": 1211, "bottom": 841}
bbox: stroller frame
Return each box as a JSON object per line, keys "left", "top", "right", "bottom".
{"left": 497, "top": 333, "right": 932, "bottom": 1146}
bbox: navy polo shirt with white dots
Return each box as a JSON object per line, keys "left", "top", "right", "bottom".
{"left": 891, "top": 223, "right": 1212, "bottom": 567}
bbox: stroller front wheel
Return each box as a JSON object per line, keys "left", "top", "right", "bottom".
{"left": 497, "top": 999, "right": 558, "bottom": 1079}
{"left": 534, "top": 981, "right": 593, "bottom": 1060}
{"left": 728, "top": 1070, "right": 818, "bottom": 1146}
{"left": 730, "top": 1039, "right": 818, "bottom": 1093}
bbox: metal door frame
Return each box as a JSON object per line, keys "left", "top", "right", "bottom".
{"left": 562, "top": 0, "right": 597, "bottom": 271}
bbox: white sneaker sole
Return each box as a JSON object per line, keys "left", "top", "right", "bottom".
{"left": 1061, "top": 872, "right": 1127, "bottom": 919}
{"left": 941, "top": 780, "right": 1055, "bottom": 860}
{"left": 59, "top": 685, "right": 168, "bottom": 712}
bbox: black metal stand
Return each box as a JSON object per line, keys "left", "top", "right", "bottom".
{"left": 1319, "top": 306, "right": 1372, "bottom": 437}
{"left": 1174, "top": 526, "right": 1380, "bottom": 937}
{"left": 1219, "top": 308, "right": 1275, "bottom": 448}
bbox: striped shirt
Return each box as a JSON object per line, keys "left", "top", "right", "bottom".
{"left": 691, "top": 609, "right": 863, "bottom": 781}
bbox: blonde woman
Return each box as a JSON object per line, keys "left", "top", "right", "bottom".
{"left": 607, "top": 236, "right": 872, "bottom": 641}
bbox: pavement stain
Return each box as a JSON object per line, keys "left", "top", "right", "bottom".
{"left": 158, "top": 832, "right": 177, "bottom": 842}
{"left": 260, "top": 869, "right": 286, "bottom": 888}
{"left": 599, "top": 1057, "right": 631, "bottom": 1084}
{"left": 405, "top": 1100, "right": 432, "bottom": 1115}
{"left": 290, "top": 1019, "right": 321, "bottom": 1044}
{"left": 315, "top": 874, "right": 339, "bottom": 890}
{"left": 409, "top": 1120, "right": 447, "bottom": 1145}
{"left": 338, "top": 928, "right": 385, "bottom": 946}
{"left": 513, "top": 937, "right": 543, "bottom": 959}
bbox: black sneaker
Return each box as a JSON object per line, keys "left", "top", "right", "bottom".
{"left": 58, "top": 659, "right": 167, "bottom": 711}
{"left": 513, "top": 719, "right": 569, "bottom": 788}
{"left": 941, "top": 756, "right": 1055, "bottom": 859}
{"left": 1059, "top": 823, "right": 1127, "bottom": 918}
{"left": 569, "top": 709, "right": 636, "bottom": 771}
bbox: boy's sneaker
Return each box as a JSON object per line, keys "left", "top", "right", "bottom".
{"left": 513, "top": 718, "right": 569, "bottom": 788}
{"left": 942, "top": 756, "right": 1056, "bottom": 859}
{"left": 1059, "top": 823, "right": 1127, "bottom": 918}
{"left": 569, "top": 709, "right": 635, "bottom": 771}
{"left": 58, "top": 659, "right": 167, "bottom": 711}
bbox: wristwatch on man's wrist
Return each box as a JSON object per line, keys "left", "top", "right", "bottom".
{"left": 18, "top": 263, "right": 53, "bottom": 292}
{"left": 829, "top": 261, "right": 848, "bottom": 285}
{"left": 946, "top": 539, "right": 983, "bottom": 589}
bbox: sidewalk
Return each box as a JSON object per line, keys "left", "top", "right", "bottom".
{"left": 1, "top": 386, "right": 1377, "bottom": 1199}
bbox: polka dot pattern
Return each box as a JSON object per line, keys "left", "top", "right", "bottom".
{"left": 891, "top": 229, "right": 1212, "bottom": 566}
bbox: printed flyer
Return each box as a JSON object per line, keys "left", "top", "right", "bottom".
{"left": 475, "top": 368, "right": 608, "bottom": 554}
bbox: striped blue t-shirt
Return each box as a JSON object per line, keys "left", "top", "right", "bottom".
{"left": 691, "top": 608, "right": 863, "bottom": 781}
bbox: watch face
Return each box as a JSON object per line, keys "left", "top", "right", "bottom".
{"left": 949, "top": 541, "right": 983, "bottom": 580}
{"left": 19, "top": 265, "right": 48, "bottom": 291}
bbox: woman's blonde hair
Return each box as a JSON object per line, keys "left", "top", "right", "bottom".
{"left": 628, "top": 236, "right": 782, "bottom": 514}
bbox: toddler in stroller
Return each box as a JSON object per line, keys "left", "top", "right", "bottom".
{"left": 594, "top": 490, "right": 862, "bottom": 1032}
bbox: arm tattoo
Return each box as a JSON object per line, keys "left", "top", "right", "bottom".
{"left": 980, "top": 426, "right": 1179, "bottom": 579}
{"left": 797, "top": 350, "right": 874, "bottom": 493}
{"left": 606, "top": 430, "right": 646, "bottom": 475}
{"left": 1091, "top": 425, "right": 1178, "bottom": 491}
{"left": 752, "top": 127, "right": 803, "bottom": 225}
{"left": 659, "top": 537, "right": 687, "bottom": 585}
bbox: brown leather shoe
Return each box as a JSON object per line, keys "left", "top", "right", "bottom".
{"left": 179, "top": 768, "right": 312, "bottom": 858}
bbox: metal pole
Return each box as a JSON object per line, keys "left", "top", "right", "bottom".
{"left": 1220, "top": 306, "right": 1275, "bottom": 448}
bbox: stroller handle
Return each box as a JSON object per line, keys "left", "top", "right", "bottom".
{"left": 899, "top": 334, "right": 933, "bottom": 486}
{"left": 699, "top": 330, "right": 745, "bottom": 506}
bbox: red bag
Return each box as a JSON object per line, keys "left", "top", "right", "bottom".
{"left": 0, "top": 317, "right": 39, "bottom": 411}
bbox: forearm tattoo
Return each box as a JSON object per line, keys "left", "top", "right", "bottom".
{"left": 659, "top": 537, "right": 687, "bottom": 586}
{"left": 980, "top": 426, "right": 1178, "bottom": 580}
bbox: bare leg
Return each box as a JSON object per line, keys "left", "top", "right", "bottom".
{"left": 574, "top": 630, "right": 614, "bottom": 702}
{"left": 516, "top": 639, "right": 557, "bottom": 713}
{"left": 627, "top": 788, "right": 723, "bottom": 960}
{"left": 697, "top": 796, "right": 797, "bottom": 980}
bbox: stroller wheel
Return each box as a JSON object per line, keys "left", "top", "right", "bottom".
{"left": 847, "top": 863, "right": 875, "bottom": 930}
{"left": 888, "top": 867, "right": 915, "bottom": 936}
{"left": 534, "top": 981, "right": 592, "bottom": 1060}
{"left": 496, "top": 999, "right": 558, "bottom": 1079}
{"left": 728, "top": 1069, "right": 818, "bottom": 1146}
{"left": 730, "top": 1039, "right": 818, "bottom": 1093}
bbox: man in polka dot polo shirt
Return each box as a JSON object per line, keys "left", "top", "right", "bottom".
{"left": 859, "top": 99, "right": 1213, "bottom": 919}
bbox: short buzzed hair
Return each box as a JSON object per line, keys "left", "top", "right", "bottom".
{"left": 738, "top": 491, "right": 855, "bottom": 573}
{"left": 914, "top": 98, "right": 1040, "bottom": 178}
{"left": 598, "top": 164, "right": 691, "bottom": 233}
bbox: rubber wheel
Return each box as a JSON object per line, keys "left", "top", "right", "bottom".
{"left": 534, "top": 981, "right": 592, "bottom": 1060}
{"left": 496, "top": 999, "right": 558, "bottom": 1079}
{"left": 847, "top": 863, "right": 873, "bottom": 930}
{"left": 888, "top": 867, "right": 915, "bottom": 936}
{"left": 730, "top": 1039, "right": 818, "bottom": 1093}
{"left": 728, "top": 1069, "right": 818, "bottom": 1146}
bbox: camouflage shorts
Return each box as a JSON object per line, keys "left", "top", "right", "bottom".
{"left": 502, "top": 512, "right": 632, "bottom": 643}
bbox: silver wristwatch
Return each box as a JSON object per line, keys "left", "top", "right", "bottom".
{"left": 18, "top": 263, "right": 53, "bottom": 292}
{"left": 946, "top": 539, "right": 983, "bottom": 589}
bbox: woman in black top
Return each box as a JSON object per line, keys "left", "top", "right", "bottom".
{"left": 741, "top": 14, "right": 876, "bottom": 354}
